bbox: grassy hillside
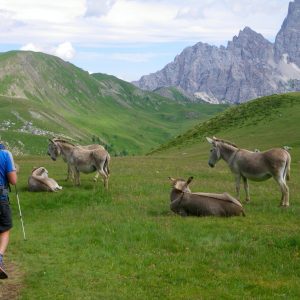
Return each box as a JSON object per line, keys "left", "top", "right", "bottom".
{"left": 153, "top": 86, "right": 199, "bottom": 102}
{"left": 1, "top": 92, "right": 299, "bottom": 299}
{"left": 0, "top": 51, "right": 227, "bottom": 155}
{"left": 150, "top": 92, "right": 300, "bottom": 155}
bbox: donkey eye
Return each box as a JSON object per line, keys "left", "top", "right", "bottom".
{"left": 210, "top": 149, "right": 213, "bottom": 152}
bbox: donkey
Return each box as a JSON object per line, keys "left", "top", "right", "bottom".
{"left": 48, "top": 139, "right": 106, "bottom": 182}
{"left": 47, "top": 139, "right": 110, "bottom": 189}
{"left": 169, "top": 177, "right": 245, "bottom": 217}
{"left": 28, "top": 167, "right": 62, "bottom": 192}
{"left": 206, "top": 137, "right": 291, "bottom": 207}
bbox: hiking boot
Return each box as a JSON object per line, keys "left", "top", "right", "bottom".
{"left": 0, "top": 261, "right": 8, "bottom": 279}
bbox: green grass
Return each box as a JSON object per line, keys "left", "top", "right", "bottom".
{"left": 2, "top": 93, "right": 300, "bottom": 299}
{"left": 4, "top": 150, "right": 300, "bottom": 299}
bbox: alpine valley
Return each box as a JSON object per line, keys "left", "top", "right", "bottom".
{"left": 0, "top": 51, "right": 226, "bottom": 155}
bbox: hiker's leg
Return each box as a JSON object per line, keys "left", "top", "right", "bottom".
{"left": 0, "top": 230, "right": 10, "bottom": 256}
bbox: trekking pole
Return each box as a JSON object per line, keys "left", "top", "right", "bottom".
{"left": 15, "top": 185, "right": 27, "bottom": 241}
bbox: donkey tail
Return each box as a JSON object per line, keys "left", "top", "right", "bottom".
{"left": 284, "top": 151, "right": 291, "bottom": 181}
{"left": 104, "top": 153, "right": 110, "bottom": 176}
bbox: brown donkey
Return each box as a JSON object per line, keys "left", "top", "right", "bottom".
{"left": 206, "top": 137, "right": 291, "bottom": 207}
{"left": 169, "top": 177, "right": 245, "bottom": 217}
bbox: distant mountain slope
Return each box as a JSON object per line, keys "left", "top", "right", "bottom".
{"left": 0, "top": 51, "right": 227, "bottom": 155}
{"left": 152, "top": 86, "right": 199, "bottom": 103}
{"left": 134, "top": 0, "right": 300, "bottom": 104}
{"left": 150, "top": 92, "right": 300, "bottom": 154}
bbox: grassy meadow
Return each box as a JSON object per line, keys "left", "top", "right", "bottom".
{"left": 1, "top": 93, "right": 300, "bottom": 299}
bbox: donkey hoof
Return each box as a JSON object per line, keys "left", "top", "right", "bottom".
{"left": 280, "top": 204, "right": 289, "bottom": 208}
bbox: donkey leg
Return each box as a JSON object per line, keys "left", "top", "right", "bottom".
{"left": 100, "top": 159, "right": 109, "bottom": 189}
{"left": 66, "top": 165, "right": 70, "bottom": 181}
{"left": 235, "top": 175, "right": 241, "bottom": 200}
{"left": 242, "top": 176, "right": 250, "bottom": 202}
{"left": 93, "top": 157, "right": 109, "bottom": 189}
{"left": 74, "top": 169, "right": 80, "bottom": 186}
{"left": 96, "top": 165, "right": 108, "bottom": 189}
{"left": 93, "top": 172, "right": 99, "bottom": 182}
{"left": 66, "top": 164, "right": 74, "bottom": 182}
{"left": 98, "top": 170, "right": 108, "bottom": 189}
{"left": 275, "top": 177, "right": 289, "bottom": 207}
{"left": 102, "top": 171, "right": 108, "bottom": 189}
{"left": 282, "top": 180, "right": 289, "bottom": 207}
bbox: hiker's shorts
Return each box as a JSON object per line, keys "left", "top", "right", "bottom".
{"left": 0, "top": 200, "right": 12, "bottom": 233}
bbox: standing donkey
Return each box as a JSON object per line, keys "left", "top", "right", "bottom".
{"left": 48, "top": 139, "right": 110, "bottom": 189}
{"left": 49, "top": 139, "right": 106, "bottom": 182}
{"left": 206, "top": 137, "right": 291, "bottom": 207}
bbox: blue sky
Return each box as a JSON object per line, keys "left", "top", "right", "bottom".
{"left": 0, "top": 0, "right": 292, "bottom": 81}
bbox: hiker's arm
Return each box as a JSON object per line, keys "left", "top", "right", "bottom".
{"left": 7, "top": 171, "right": 17, "bottom": 185}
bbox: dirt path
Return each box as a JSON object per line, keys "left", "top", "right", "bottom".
{"left": 0, "top": 262, "right": 23, "bottom": 300}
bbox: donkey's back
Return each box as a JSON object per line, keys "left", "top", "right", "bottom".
{"left": 169, "top": 177, "right": 245, "bottom": 217}
{"left": 235, "top": 148, "right": 291, "bottom": 181}
{"left": 182, "top": 192, "right": 245, "bottom": 217}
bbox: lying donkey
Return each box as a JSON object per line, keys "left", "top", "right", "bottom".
{"left": 169, "top": 176, "right": 245, "bottom": 217}
{"left": 28, "top": 167, "right": 62, "bottom": 192}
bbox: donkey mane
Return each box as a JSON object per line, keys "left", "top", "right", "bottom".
{"left": 52, "top": 138, "right": 75, "bottom": 146}
{"left": 213, "top": 137, "right": 238, "bottom": 148}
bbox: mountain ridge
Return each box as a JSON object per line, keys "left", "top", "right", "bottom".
{"left": 134, "top": 0, "right": 300, "bottom": 104}
{"left": 149, "top": 92, "right": 300, "bottom": 154}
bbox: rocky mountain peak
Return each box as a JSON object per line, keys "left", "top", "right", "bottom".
{"left": 236, "top": 26, "right": 259, "bottom": 39}
{"left": 134, "top": 1, "right": 300, "bottom": 104}
{"left": 274, "top": 0, "right": 300, "bottom": 65}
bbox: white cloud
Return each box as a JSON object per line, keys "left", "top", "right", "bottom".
{"left": 0, "top": 0, "right": 291, "bottom": 46}
{"left": 54, "top": 42, "right": 76, "bottom": 60}
{"left": 0, "top": 0, "right": 85, "bottom": 23}
{"left": 85, "top": 0, "right": 117, "bottom": 17}
{"left": 20, "top": 42, "right": 42, "bottom": 52}
{"left": 20, "top": 41, "right": 76, "bottom": 61}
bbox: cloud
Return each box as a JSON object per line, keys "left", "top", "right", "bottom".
{"left": 1, "top": 0, "right": 291, "bottom": 46}
{"left": 84, "top": 0, "right": 117, "bottom": 17}
{"left": 54, "top": 42, "right": 76, "bottom": 60}
{"left": 0, "top": 8, "right": 23, "bottom": 30}
{"left": 20, "top": 41, "right": 76, "bottom": 60}
{"left": 20, "top": 42, "right": 42, "bottom": 52}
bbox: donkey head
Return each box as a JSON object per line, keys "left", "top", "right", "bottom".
{"left": 168, "top": 176, "right": 193, "bottom": 193}
{"left": 31, "top": 166, "right": 49, "bottom": 178}
{"left": 206, "top": 137, "right": 221, "bottom": 168}
{"left": 47, "top": 139, "right": 60, "bottom": 161}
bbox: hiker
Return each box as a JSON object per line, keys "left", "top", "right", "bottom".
{"left": 0, "top": 142, "right": 17, "bottom": 279}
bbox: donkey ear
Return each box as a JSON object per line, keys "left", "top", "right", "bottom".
{"left": 206, "top": 137, "right": 213, "bottom": 144}
{"left": 168, "top": 177, "right": 176, "bottom": 182}
{"left": 49, "top": 138, "right": 54, "bottom": 144}
{"left": 186, "top": 176, "right": 194, "bottom": 185}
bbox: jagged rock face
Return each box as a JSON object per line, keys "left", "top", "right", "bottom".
{"left": 134, "top": 1, "right": 300, "bottom": 103}
{"left": 275, "top": 0, "right": 300, "bottom": 66}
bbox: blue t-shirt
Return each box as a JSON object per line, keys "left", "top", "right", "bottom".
{"left": 0, "top": 145, "right": 16, "bottom": 187}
